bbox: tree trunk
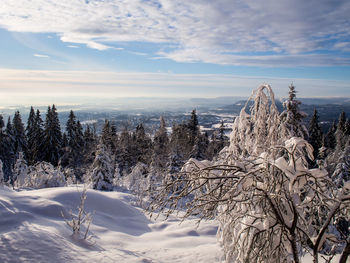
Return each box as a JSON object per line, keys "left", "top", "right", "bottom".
{"left": 339, "top": 242, "right": 350, "bottom": 263}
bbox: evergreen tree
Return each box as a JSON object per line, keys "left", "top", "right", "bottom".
{"left": 190, "top": 132, "right": 209, "bottom": 160}
{"left": 43, "top": 105, "right": 62, "bottom": 166}
{"left": 151, "top": 116, "right": 169, "bottom": 173}
{"left": 0, "top": 160, "right": 4, "bottom": 185}
{"left": 66, "top": 110, "right": 77, "bottom": 148}
{"left": 89, "top": 142, "right": 114, "bottom": 191}
{"left": 133, "top": 123, "right": 152, "bottom": 164}
{"left": 13, "top": 110, "right": 27, "bottom": 155}
{"left": 3, "top": 117, "right": 16, "bottom": 182}
{"left": 324, "top": 121, "right": 337, "bottom": 149}
{"left": 335, "top": 111, "right": 347, "bottom": 150}
{"left": 33, "top": 109, "right": 45, "bottom": 163}
{"left": 308, "top": 109, "right": 323, "bottom": 160}
{"left": 117, "top": 127, "right": 134, "bottom": 175}
{"left": 280, "top": 84, "right": 308, "bottom": 139}
{"left": 0, "top": 114, "right": 5, "bottom": 172}
{"left": 187, "top": 109, "right": 199, "bottom": 145}
{"left": 0, "top": 114, "right": 4, "bottom": 131}
{"left": 80, "top": 124, "right": 97, "bottom": 171}
{"left": 101, "top": 120, "right": 117, "bottom": 153}
{"left": 345, "top": 119, "right": 350, "bottom": 136}
{"left": 63, "top": 110, "right": 84, "bottom": 170}
{"left": 26, "top": 107, "right": 36, "bottom": 164}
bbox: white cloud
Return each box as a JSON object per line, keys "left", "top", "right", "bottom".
{"left": 0, "top": 68, "right": 349, "bottom": 100}
{"left": 33, "top": 53, "right": 50, "bottom": 58}
{"left": 0, "top": 0, "right": 349, "bottom": 66}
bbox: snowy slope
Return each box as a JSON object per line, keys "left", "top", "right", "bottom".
{"left": 0, "top": 186, "right": 222, "bottom": 263}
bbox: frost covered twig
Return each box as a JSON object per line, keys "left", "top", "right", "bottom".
{"left": 62, "top": 185, "right": 94, "bottom": 241}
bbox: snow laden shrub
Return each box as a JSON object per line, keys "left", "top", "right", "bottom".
{"left": 88, "top": 143, "right": 114, "bottom": 191}
{"left": 13, "top": 152, "right": 29, "bottom": 188}
{"left": 150, "top": 138, "right": 350, "bottom": 263}
{"left": 117, "top": 162, "right": 149, "bottom": 194}
{"left": 149, "top": 85, "right": 350, "bottom": 263}
{"left": 24, "top": 161, "right": 65, "bottom": 189}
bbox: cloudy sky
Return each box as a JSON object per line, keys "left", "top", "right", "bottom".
{"left": 0, "top": 0, "right": 349, "bottom": 104}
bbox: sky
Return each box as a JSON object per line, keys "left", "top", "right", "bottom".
{"left": 0, "top": 0, "right": 350, "bottom": 105}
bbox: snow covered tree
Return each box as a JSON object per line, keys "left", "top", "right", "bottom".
{"left": 43, "top": 105, "right": 62, "bottom": 166}
{"left": 335, "top": 111, "right": 347, "bottom": 151}
{"left": 189, "top": 132, "right": 209, "bottom": 160}
{"left": 132, "top": 123, "right": 152, "bottom": 165}
{"left": 101, "top": 119, "right": 117, "bottom": 154}
{"left": 13, "top": 152, "right": 28, "bottom": 188}
{"left": 117, "top": 127, "right": 134, "bottom": 175}
{"left": 345, "top": 119, "right": 350, "bottom": 136}
{"left": 26, "top": 107, "right": 36, "bottom": 164}
{"left": 280, "top": 84, "right": 308, "bottom": 139}
{"left": 308, "top": 109, "right": 323, "bottom": 161}
{"left": 88, "top": 142, "right": 114, "bottom": 191}
{"left": 151, "top": 116, "right": 169, "bottom": 174}
{"left": 63, "top": 111, "right": 84, "bottom": 170}
{"left": 324, "top": 121, "right": 337, "bottom": 150}
{"left": 3, "top": 117, "right": 16, "bottom": 182}
{"left": 0, "top": 160, "right": 4, "bottom": 185}
{"left": 149, "top": 84, "right": 350, "bottom": 263}
{"left": 12, "top": 110, "right": 27, "bottom": 155}
{"left": 187, "top": 109, "right": 199, "bottom": 145}
{"left": 229, "top": 84, "right": 283, "bottom": 158}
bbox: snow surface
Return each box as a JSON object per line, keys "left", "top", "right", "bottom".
{"left": 0, "top": 185, "right": 221, "bottom": 263}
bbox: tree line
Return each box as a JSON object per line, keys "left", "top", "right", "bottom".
{"left": 0, "top": 106, "right": 229, "bottom": 186}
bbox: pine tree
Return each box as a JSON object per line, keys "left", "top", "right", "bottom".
{"left": 133, "top": 123, "right": 152, "bottom": 164}
{"left": 190, "top": 132, "right": 209, "bottom": 160}
{"left": 66, "top": 110, "right": 77, "bottom": 148}
{"left": 335, "top": 111, "right": 347, "bottom": 150}
{"left": 3, "top": 117, "right": 16, "bottom": 182}
{"left": 187, "top": 109, "right": 199, "bottom": 145}
{"left": 308, "top": 109, "right": 323, "bottom": 160}
{"left": 0, "top": 114, "right": 4, "bottom": 131}
{"left": 280, "top": 84, "right": 308, "bottom": 139}
{"left": 63, "top": 110, "right": 85, "bottom": 170}
{"left": 324, "top": 121, "right": 337, "bottom": 149}
{"left": 26, "top": 107, "right": 36, "bottom": 164}
{"left": 117, "top": 127, "right": 133, "bottom": 175}
{"left": 33, "top": 109, "right": 45, "bottom": 163}
{"left": 151, "top": 116, "right": 169, "bottom": 173}
{"left": 13, "top": 110, "right": 27, "bottom": 155}
{"left": 89, "top": 142, "right": 114, "bottom": 191}
{"left": 345, "top": 119, "right": 350, "bottom": 136}
{"left": 101, "top": 120, "right": 117, "bottom": 153}
{"left": 0, "top": 160, "right": 4, "bottom": 185}
{"left": 43, "top": 105, "right": 62, "bottom": 166}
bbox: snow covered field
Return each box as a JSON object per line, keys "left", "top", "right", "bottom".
{"left": 0, "top": 186, "right": 222, "bottom": 263}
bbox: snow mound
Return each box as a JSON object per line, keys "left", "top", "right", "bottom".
{"left": 0, "top": 186, "right": 221, "bottom": 263}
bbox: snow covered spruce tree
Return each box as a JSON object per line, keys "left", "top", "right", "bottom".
{"left": 43, "top": 105, "right": 62, "bottom": 166}
{"left": 0, "top": 160, "right": 4, "bottom": 185}
{"left": 149, "top": 84, "right": 350, "bottom": 263}
{"left": 308, "top": 109, "right": 323, "bottom": 162}
{"left": 88, "top": 142, "right": 114, "bottom": 191}
{"left": 280, "top": 84, "right": 308, "bottom": 139}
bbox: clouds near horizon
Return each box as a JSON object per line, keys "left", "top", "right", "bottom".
{"left": 0, "top": 0, "right": 349, "bottom": 67}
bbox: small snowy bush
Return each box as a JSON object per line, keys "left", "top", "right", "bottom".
{"left": 24, "top": 161, "right": 65, "bottom": 189}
